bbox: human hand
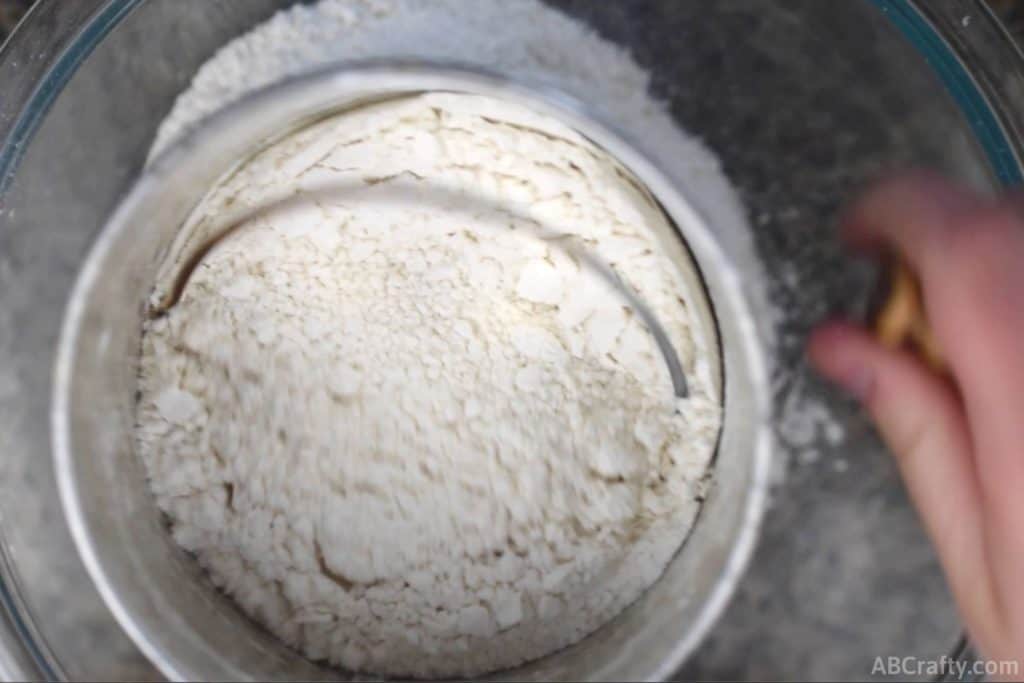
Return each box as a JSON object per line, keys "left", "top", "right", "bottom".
{"left": 808, "top": 172, "right": 1024, "bottom": 678}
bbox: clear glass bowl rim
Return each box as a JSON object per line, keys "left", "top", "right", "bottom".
{"left": 0, "top": 0, "right": 1020, "bottom": 679}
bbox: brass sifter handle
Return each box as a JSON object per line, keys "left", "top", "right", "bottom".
{"left": 874, "top": 260, "right": 946, "bottom": 372}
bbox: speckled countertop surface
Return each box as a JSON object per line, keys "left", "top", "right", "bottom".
{"left": 7, "top": 0, "right": 1024, "bottom": 39}
{"left": 0, "top": 1, "right": 1020, "bottom": 681}
{"left": 0, "top": 0, "right": 30, "bottom": 41}
{"left": 990, "top": 0, "right": 1024, "bottom": 31}
{"left": 1, "top": 1, "right": 1021, "bottom": 95}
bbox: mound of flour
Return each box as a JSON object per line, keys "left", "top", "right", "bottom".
{"left": 137, "top": 0, "right": 738, "bottom": 677}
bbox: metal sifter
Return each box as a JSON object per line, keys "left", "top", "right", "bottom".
{"left": 52, "top": 63, "right": 772, "bottom": 681}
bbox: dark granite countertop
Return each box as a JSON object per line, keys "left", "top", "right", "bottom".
{"left": 0, "top": 0, "right": 30, "bottom": 43}
{"left": 0, "top": 1, "right": 1020, "bottom": 681}
{"left": 2, "top": 0, "right": 1022, "bottom": 41}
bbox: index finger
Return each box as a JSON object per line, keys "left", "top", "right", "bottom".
{"left": 840, "top": 170, "right": 984, "bottom": 257}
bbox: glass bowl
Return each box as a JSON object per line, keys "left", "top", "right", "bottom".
{"left": 1, "top": 1, "right": 1021, "bottom": 679}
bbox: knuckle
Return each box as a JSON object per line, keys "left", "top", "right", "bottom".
{"left": 950, "top": 206, "right": 1016, "bottom": 255}
{"left": 886, "top": 415, "right": 931, "bottom": 466}
{"left": 940, "top": 206, "right": 1020, "bottom": 282}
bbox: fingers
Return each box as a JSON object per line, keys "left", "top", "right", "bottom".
{"left": 843, "top": 175, "right": 1024, "bottom": 500}
{"left": 932, "top": 207, "right": 1024, "bottom": 486}
{"left": 826, "top": 173, "right": 1024, "bottom": 663}
{"left": 807, "top": 322, "right": 990, "bottom": 612}
{"left": 840, "top": 170, "right": 983, "bottom": 256}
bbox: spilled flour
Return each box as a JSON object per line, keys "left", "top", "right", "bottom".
{"left": 136, "top": 0, "right": 747, "bottom": 677}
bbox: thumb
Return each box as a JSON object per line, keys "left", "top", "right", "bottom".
{"left": 808, "top": 321, "right": 992, "bottom": 624}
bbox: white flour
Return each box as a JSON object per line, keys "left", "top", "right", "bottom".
{"left": 138, "top": 91, "right": 722, "bottom": 677}
{"left": 151, "top": 0, "right": 658, "bottom": 157}
{"left": 137, "top": 0, "right": 743, "bottom": 677}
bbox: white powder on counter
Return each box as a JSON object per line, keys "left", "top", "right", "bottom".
{"left": 136, "top": 92, "right": 723, "bottom": 677}
{"left": 149, "top": 0, "right": 657, "bottom": 158}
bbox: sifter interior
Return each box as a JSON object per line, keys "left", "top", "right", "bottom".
{"left": 147, "top": 177, "right": 695, "bottom": 400}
